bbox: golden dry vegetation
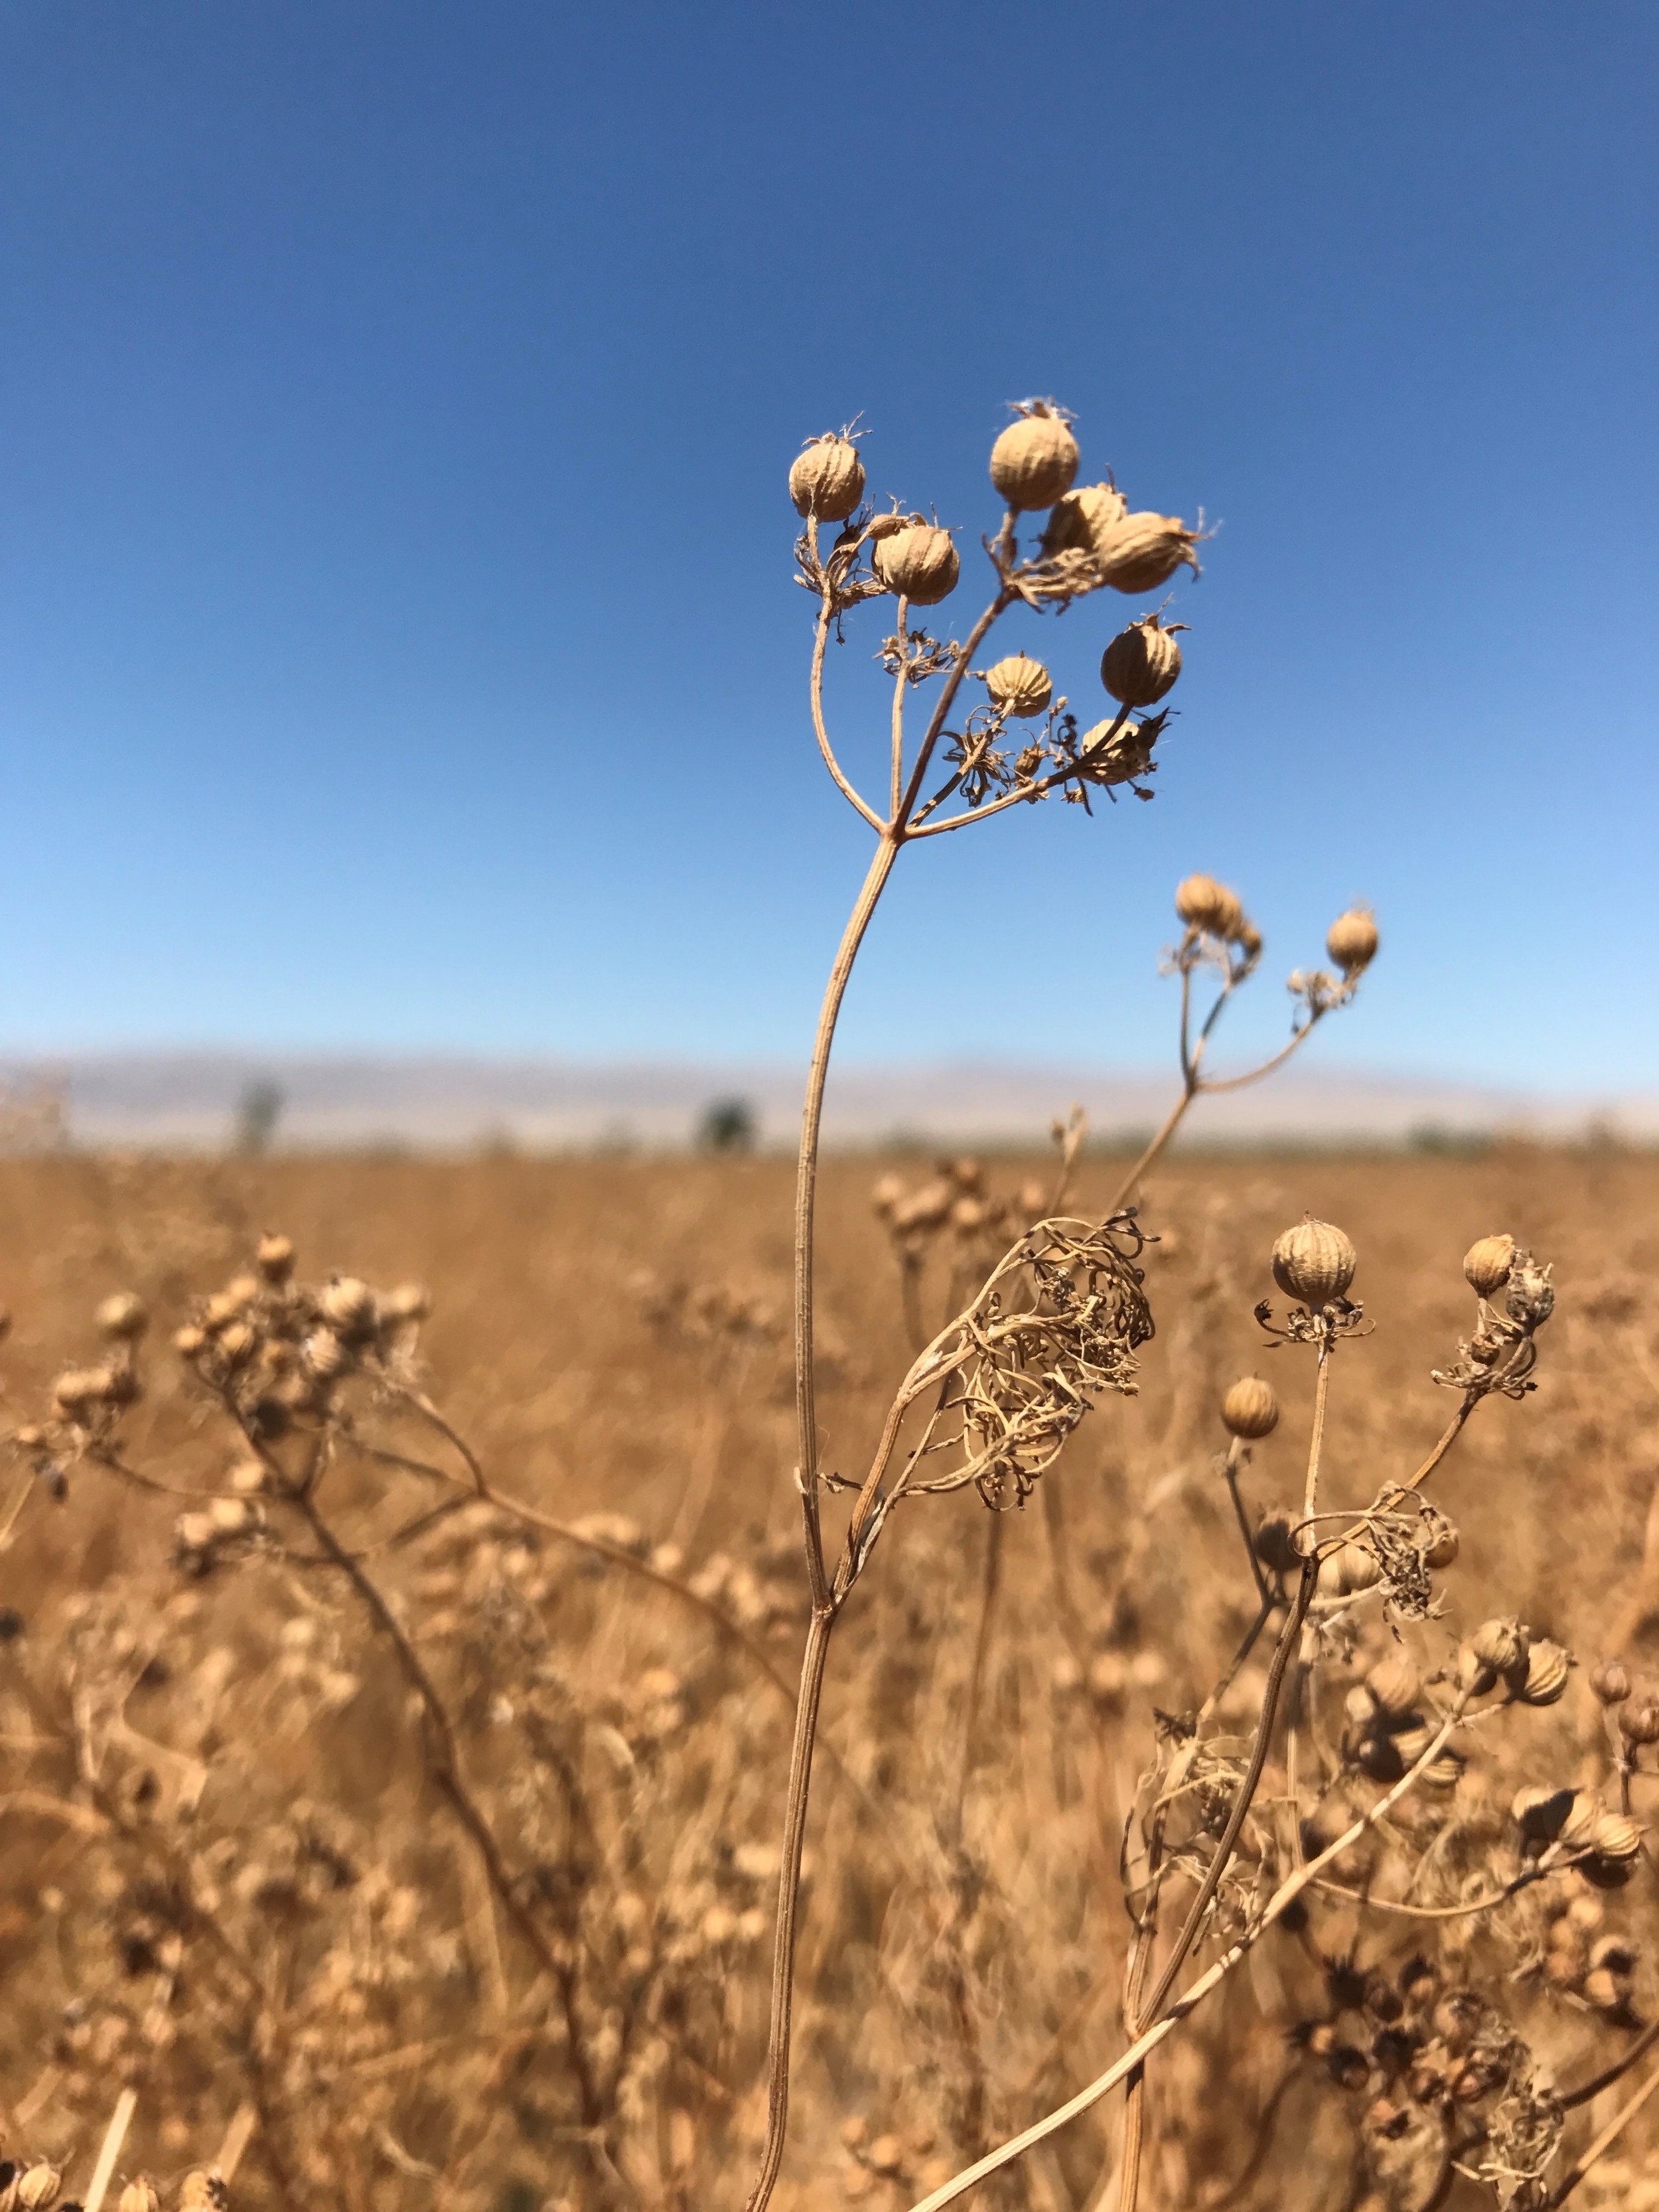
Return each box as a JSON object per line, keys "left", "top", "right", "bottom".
{"left": 3, "top": 1142, "right": 1659, "bottom": 2211}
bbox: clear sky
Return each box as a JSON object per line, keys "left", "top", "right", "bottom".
{"left": 2, "top": 1, "right": 1654, "bottom": 1090}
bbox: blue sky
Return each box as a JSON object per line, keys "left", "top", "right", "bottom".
{"left": 2, "top": 1, "right": 1654, "bottom": 1089}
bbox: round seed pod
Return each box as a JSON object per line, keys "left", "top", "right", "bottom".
{"left": 119, "top": 2183, "right": 163, "bottom": 2212}
{"left": 866, "top": 2134, "right": 906, "bottom": 2179}
{"left": 1100, "top": 615, "right": 1184, "bottom": 707}
{"left": 1589, "top": 1934, "right": 1638, "bottom": 1978}
{"left": 983, "top": 652, "right": 1053, "bottom": 719}
{"left": 1462, "top": 1234, "right": 1516, "bottom": 1298}
{"left": 321, "top": 1276, "right": 378, "bottom": 1338}
{"left": 1366, "top": 1649, "right": 1421, "bottom": 1722}
{"left": 1423, "top": 1520, "right": 1460, "bottom": 1570}
{"left": 304, "top": 1330, "right": 353, "bottom": 1381}
{"left": 950, "top": 1196, "right": 987, "bottom": 1234}
{"left": 17, "top": 2166, "right": 61, "bottom": 2209}
{"left": 870, "top": 1173, "right": 905, "bottom": 1220}
{"left": 1344, "top": 1682, "right": 1378, "bottom": 1730}
{"left": 1617, "top": 1695, "right": 1659, "bottom": 1745}
{"left": 1094, "top": 510, "right": 1201, "bottom": 594}
{"left": 1041, "top": 480, "right": 1127, "bottom": 559}
{"left": 1583, "top": 1965, "right": 1625, "bottom": 2013}
{"left": 1271, "top": 1218, "right": 1358, "bottom": 1307}
{"left": 1591, "top": 1659, "right": 1631, "bottom": 1706}
{"left": 1518, "top": 1639, "right": 1572, "bottom": 1706}
{"left": 382, "top": 1282, "right": 431, "bottom": 1324}
{"left": 52, "top": 1367, "right": 107, "bottom": 1412}
{"left": 989, "top": 402, "right": 1079, "bottom": 512}
{"left": 1174, "top": 872, "right": 1245, "bottom": 938}
{"left": 872, "top": 522, "right": 960, "bottom": 606}
{"left": 173, "top": 1324, "right": 207, "bottom": 1359}
{"left": 789, "top": 433, "right": 865, "bottom": 522}
{"left": 177, "top": 2174, "right": 229, "bottom": 2212}
{"left": 1558, "top": 1791, "right": 1605, "bottom": 1850}
{"left": 1238, "top": 920, "right": 1263, "bottom": 960}
{"left": 1325, "top": 909, "right": 1379, "bottom": 977}
{"left": 1591, "top": 1812, "right": 1642, "bottom": 1863}
{"left": 1421, "top": 1750, "right": 1465, "bottom": 1791}
{"left": 96, "top": 1290, "right": 149, "bottom": 1340}
{"left": 1511, "top": 1783, "right": 1573, "bottom": 1844}
{"left": 895, "top": 1178, "right": 954, "bottom": 1232}
{"left": 1221, "top": 1374, "right": 1279, "bottom": 1439}
{"left": 1254, "top": 1510, "right": 1300, "bottom": 1576}
{"left": 256, "top": 1231, "right": 296, "bottom": 1282}
{"left": 1471, "top": 1617, "right": 1530, "bottom": 1680}
{"left": 1319, "top": 1542, "right": 1382, "bottom": 1598}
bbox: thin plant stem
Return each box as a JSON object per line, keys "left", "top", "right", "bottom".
{"left": 83, "top": 2085, "right": 137, "bottom": 2212}
{"left": 901, "top": 1690, "right": 1475, "bottom": 2212}
{"left": 950, "top": 1510, "right": 1005, "bottom": 1844}
{"left": 743, "top": 1606, "right": 837, "bottom": 2212}
{"left": 891, "top": 595, "right": 910, "bottom": 819}
{"left": 1548, "top": 2054, "right": 1659, "bottom": 2205}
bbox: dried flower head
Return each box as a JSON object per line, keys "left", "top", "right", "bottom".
{"left": 1100, "top": 615, "right": 1185, "bottom": 707}
{"left": 1174, "top": 872, "right": 1245, "bottom": 938}
{"left": 1221, "top": 1374, "right": 1279, "bottom": 1439}
{"left": 989, "top": 401, "right": 1079, "bottom": 512}
{"left": 1325, "top": 908, "right": 1379, "bottom": 977}
{"left": 1094, "top": 510, "right": 1201, "bottom": 593}
{"left": 1271, "top": 1218, "right": 1358, "bottom": 1309}
{"left": 1463, "top": 1234, "right": 1517, "bottom": 1298}
{"left": 872, "top": 520, "right": 960, "bottom": 605}
{"left": 789, "top": 432, "right": 866, "bottom": 521}
{"left": 983, "top": 652, "right": 1053, "bottom": 719}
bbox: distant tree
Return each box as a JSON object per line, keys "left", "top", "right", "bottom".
{"left": 697, "top": 1096, "right": 757, "bottom": 1153}
{"left": 235, "top": 1076, "right": 285, "bottom": 1155}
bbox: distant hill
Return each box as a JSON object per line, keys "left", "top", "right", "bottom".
{"left": 1, "top": 1053, "right": 1654, "bottom": 1153}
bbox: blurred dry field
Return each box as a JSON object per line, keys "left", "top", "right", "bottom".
{"left": 3, "top": 1142, "right": 1659, "bottom": 2212}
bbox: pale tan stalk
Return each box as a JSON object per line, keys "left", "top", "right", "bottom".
{"left": 82, "top": 2085, "right": 137, "bottom": 2212}
{"left": 1548, "top": 2055, "right": 1659, "bottom": 2205}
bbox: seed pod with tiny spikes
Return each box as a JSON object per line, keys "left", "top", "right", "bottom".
{"left": 1094, "top": 510, "right": 1201, "bottom": 593}
{"left": 1101, "top": 615, "right": 1185, "bottom": 707}
{"left": 1366, "top": 1649, "right": 1421, "bottom": 1721}
{"left": 1618, "top": 1696, "right": 1659, "bottom": 1745}
{"left": 1271, "top": 1218, "right": 1358, "bottom": 1307}
{"left": 96, "top": 1291, "right": 149, "bottom": 1340}
{"left": 789, "top": 432, "right": 865, "bottom": 521}
{"left": 1591, "top": 1659, "right": 1631, "bottom": 1705}
{"left": 1174, "top": 873, "right": 1245, "bottom": 938}
{"left": 119, "top": 2181, "right": 161, "bottom": 2212}
{"left": 1462, "top": 1234, "right": 1516, "bottom": 1298}
{"left": 989, "top": 402, "right": 1079, "bottom": 511}
{"left": 1221, "top": 1375, "right": 1279, "bottom": 1439}
{"left": 983, "top": 653, "right": 1052, "bottom": 719}
{"left": 1325, "top": 909, "right": 1378, "bottom": 977}
{"left": 1471, "top": 1617, "right": 1530, "bottom": 1680}
{"left": 1041, "top": 480, "right": 1127, "bottom": 559}
{"left": 872, "top": 522, "right": 960, "bottom": 606}
{"left": 1518, "top": 1639, "right": 1572, "bottom": 1706}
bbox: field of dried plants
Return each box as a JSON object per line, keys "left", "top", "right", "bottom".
{"left": 3, "top": 1140, "right": 1659, "bottom": 2212}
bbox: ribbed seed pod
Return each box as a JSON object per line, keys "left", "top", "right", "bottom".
{"left": 118, "top": 2181, "right": 162, "bottom": 2212}
{"left": 1590, "top": 1812, "right": 1642, "bottom": 1863}
{"left": 1319, "top": 1542, "right": 1381, "bottom": 1597}
{"left": 53, "top": 1368, "right": 109, "bottom": 1412}
{"left": 1471, "top": 1617, "right": 1529, "bottom": 1679}
{"left": 1366, "top": 1649, "right": 1421, "bottom": 1721}
{"left": 989, "top": 402, "right": 1079, "bottom": 512}
{"left": 1462, "top": 1234, "right": 1516, "bottom": 1297}
{"left": 1325, "top": 909, "right": 1379, "bottom": 976}
{"left": 320, "top": 1276, "right": 378, "bottom": 1339}
{"left": 1617, "top": 1696, "right": 1659, "bottom": 1745}
{"left": 1424, "top": 1520, "right": 1460, "bottom": 1570}
{"left": 1518, "top": 1639, "right": 1572, "bottom": 1706}
{"left": 872, "top": 522, "right": 960, "bottom": 606}
{"left": 1511, "top": 1783, "right": 1573, "bottom": 1844}
{"left": 983, "top": 652, "right": 1053, "bottom": 719}
{"left": 788, "top": 433, "right": 865, "bottom": 521}
{"left": 1094, "top": 510, "right": 1200, "bottom": 593}
{"left": 255, "top": 1232, "right": 295, "bottom": 1282}
{"left": 1271, "top": 1218, "right": 1358, "bottom": 1307}
{"left": 1040, "top": 480, "right": 1127, "bottom": 559}
{"left": 1590, "top": 1658, "right": 1630, "bottom": 1705}
{"left": 382, "top": 1282, "right": 431, "bottom": 1323}
{"left": 16, "top": 2168, "right": 60, "bottom": 2211}
{"left": 96, "top": 1291, "right": 149, "bottom": 1340}
{"left": 1559, "top": 1792, "right": 1605, "bottom": 1850}
{"left": 1221, "top": 1375, "right": 1279, "bottom": 1439}
{"left": 1100, "top": 615, "right": 1185, "bottom": 707}
{"left": 177, "top": 2172, "right": 230, "bottom": 2211}
{"left": 1174, "top": 872, "right": 1245, "bottom": 938}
